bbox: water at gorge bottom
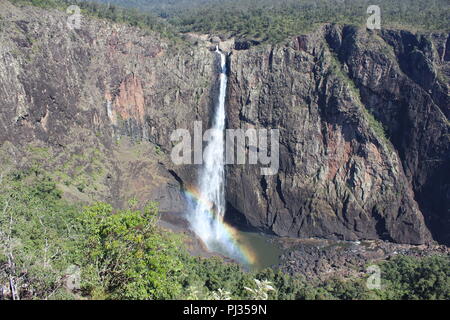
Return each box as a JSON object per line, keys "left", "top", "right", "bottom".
{"left": 159, "top": 211, "right": 282, "bottom": 270}
{"left": 207, "top": 226, "right": 283, "bottom": 271}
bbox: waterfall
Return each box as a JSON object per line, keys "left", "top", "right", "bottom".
{"left": 199, "top": 46, "right": 227, "bottom": 226}
{"left": 186, "top": 47, "right": 248, "bottom": 264}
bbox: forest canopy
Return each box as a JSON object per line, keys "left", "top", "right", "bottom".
{"left": 84, "top": 0, "right": 450, "bottom": 42}
{"left": 10, "top": 0, "right": 450, "bottom": 44}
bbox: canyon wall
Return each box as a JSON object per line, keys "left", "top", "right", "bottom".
{"left": 0, "top": 2, "right": 448, "bottom": 245}
{"left": 0, "top": 1, "right": 215, "bottom": 212}
{"left": 226, "top": 25, "right": 449, "bottom": 245}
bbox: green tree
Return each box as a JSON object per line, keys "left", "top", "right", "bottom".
{"left": 0, "top": 170, "right": 80, "bottom": 300}
{"left": 379, "top": 255, "right": 450, "bottom": 300}
{"left": 79, "top": 201, "right": 184, "bottom": 299}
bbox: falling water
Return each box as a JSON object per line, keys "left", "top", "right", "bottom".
{"left": 187, "top": 47, "right": 249, "bottom": 264}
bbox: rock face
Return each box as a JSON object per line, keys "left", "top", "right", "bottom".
{"left": 0, "top": 1, "right": 214, "bottom": 210}
{"left": 225, "top": 25, "right": 448, "bottom": 245}
{"left": 0, "top": 3, "right": 448, "bottom": 245}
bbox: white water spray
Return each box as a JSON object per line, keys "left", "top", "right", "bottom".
{"left": 187, "top": 47, "right": 247, "bottom": 263}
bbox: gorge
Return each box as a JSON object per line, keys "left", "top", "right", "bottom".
{"left": 0, "top": 0, "right": 449, "bottom": 283}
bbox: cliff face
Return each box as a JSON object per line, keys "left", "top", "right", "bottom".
{"left": 335, "top": 26, "right": 450, "bottom": 244}
{"left": 0, "top": 2, "right": 448, "bottom": 245}
{"left": 226, "top": 25, "right": 449, "bottom": 245}
{"left": 0, "top": 1, "right": 213, "bottom": 211}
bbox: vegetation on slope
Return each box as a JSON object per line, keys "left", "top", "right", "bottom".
{"left": 87, "top": 0, "right": 450, "bottom": 43}
{"left": 9, "top": 0, "right": 450, "bottom": 45}
{"left": 8, "top": 0, "right": 181, "bottom": 41}
{"left": 0, "top": 170, "right": 448, "bottom": 300}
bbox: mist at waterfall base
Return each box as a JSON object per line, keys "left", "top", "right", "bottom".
{"left": 184, "top": 48, "right": 278, "bottom": 269}
{"left": 185, "top": 187, "right": 256, "bottom": 266}
{"left": 185, "top": 186, "right": 282, "bottom": 270}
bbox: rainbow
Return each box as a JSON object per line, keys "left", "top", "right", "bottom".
{"left": 183, "top": 185, "right": 257, "bottom": 266}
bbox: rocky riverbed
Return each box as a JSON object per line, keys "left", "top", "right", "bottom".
{"left": 276, "top": 237, "right": 449, "bottom": 281}
{"left": 160, "top": 211, "right": 448, "bottom": 281}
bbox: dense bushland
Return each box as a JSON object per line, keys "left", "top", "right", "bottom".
{"left": 10, "top": 0, "right": 450, "bottom": 44}
{"left": 87, "top": 0, "right": 449, "bottom": 41}
{"left": 0, "top": 170, "right": 448, "bottom": 300}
